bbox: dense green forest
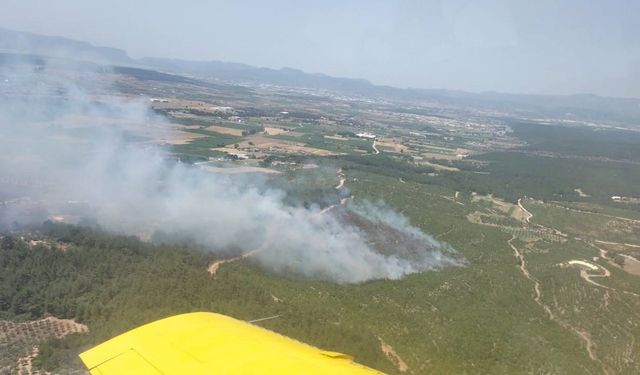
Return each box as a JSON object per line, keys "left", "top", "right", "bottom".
{"left": 439, "top": 151, "right": 640, "bottom": 203}
{"left": 338, "top": 150, "right": 640, "bottom": 205}
{"left": 508, "top": 121, "right": 640, "bottom": 162}
{"left": 3, "top": 164, "right": 636, "bottom": 373}
{"left": 0, "top": 222, "right": 393, "bottom": 372}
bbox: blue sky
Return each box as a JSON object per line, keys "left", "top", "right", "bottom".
{"left": 2, "top": 0, "right": 639, "bottom": 97}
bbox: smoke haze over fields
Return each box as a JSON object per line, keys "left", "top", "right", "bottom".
{"left": 0, "top": 57, "right": 463, "bottom": 283}
{"left": 2, "top": 0, "right": 639, "bottom": 97}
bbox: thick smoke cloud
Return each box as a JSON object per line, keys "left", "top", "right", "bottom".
{"left": 0, "top": 56, "right": 463, "bottom": 283}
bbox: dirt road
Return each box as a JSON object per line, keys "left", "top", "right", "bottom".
{"left": 508, "top": 236, "right": 600, "bottom": 364}
{"left": 335, "top": 168, "right": 346, "bottom": 189}
{"left": 517, "top": 198, "right": 533, "bottom": 223}
{"left": 378, "top": 337, "right": 409, "bottom": 373}
{"left": 208, "top": 248, "right": 263, "bottom": 275}
{"left": 595, "top": 240, "right": 640, "bottom": 248}
{"left": 210, "top": 168, "right": 351, "bottom": 275}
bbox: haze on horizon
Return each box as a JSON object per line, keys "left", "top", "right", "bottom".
{"left": 2, "top": 0, "right": 639, "bottom": 98}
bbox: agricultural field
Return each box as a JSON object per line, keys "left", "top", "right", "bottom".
{"left": 0, "top": 317, "right": 88, "bottom": 374}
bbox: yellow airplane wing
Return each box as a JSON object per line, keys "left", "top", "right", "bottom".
{"left": 79, "top": 312, "right": 383, "bottom": 374}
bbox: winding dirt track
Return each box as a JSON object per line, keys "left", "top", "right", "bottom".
{"left": 507, "top": 202, "right": 601, "bottom": 365}
{"left": 508, "top": 236, "right": 601, "bottom": 366}
{"left": 209, "top": 168, "right": 350, "bottom": 275}
{"left": 476, "top": 196, "right": 637, "bottom": 373}
{"left": 208, "top": 248, "right": 263, "bottom": 275}
{"left": 372, "top": 139, "right": 380, "bottom": 154}
{"left": 586, "top": 244, "right": 640, "bottom": 297}
{"left": 335, "top": 168, "right": 346, "bottom": 189}
{"left": 517, "top": 198, "right": 533, "bottom": 223}
{"left": 508, "top": 236, "right": 545, "bottom": 310}
{"left": 595, "top": 240, "right": 640, "bottom": 248}
{"left": 579, "top": 269, "right": 611, "bottom": 290}
{"left": 320, "top": 169, "right": 352, "bottom": 215}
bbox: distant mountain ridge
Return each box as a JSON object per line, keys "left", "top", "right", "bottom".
{"left": 2, "top": 27, "right": 640, "bottom": 126}
{"left": 138, "top": 57, "right": 375, "bottom": 92}
{"left": 0, "top": 28, "right": 375, "bottom": 92}
{"left": 0, "top": 27, "right": 131, "bottom": 64}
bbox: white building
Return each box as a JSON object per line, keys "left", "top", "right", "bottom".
{"left": 356, "top": 132, "right": 376, "bottom": 140}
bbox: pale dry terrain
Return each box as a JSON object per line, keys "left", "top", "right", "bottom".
{"left": 0, "top": 317, "right": 88, "bottom": 375}
{"left": 217, "top": 134, "right": 337, "bottom": 156}
{"left": 263, "top": 127, "right": 290, "bottom": 135}
{"left": 375, "top": 138, "right": 407, "bottom": 153}
{"left": 204, "top": 125, "right": 244, "bottom": 136}
{"left": 199, "top": 165, "right": 281, "bottom": 175}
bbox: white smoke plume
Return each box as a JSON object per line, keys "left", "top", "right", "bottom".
{"left": 0, "top": 54, "right": 463, "bottom": 283}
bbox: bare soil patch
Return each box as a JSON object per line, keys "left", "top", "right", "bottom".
{"left": 472, "top": 194, "right": 529, "bottom": 222}
{"left": 163, "top": 129, "right": 207, "bottom": 145}
{"left": 208, "top": 248, "right": 264, "bottom": 275}
{"left": 263, "top": 127, "right": 290, "bottom": 135}
{"left": 417, "top": 160, "right": 460, "bottom": 172}
{"left": 375, "top": 138, "right": 406, "bottom": 153}
{"left": 618, "top": 254, "right": 640, "bottom": 276}
{"left": 323, "top": 135, "right": 348, "bottom": 141}
{"left": 1, "top": 317, "right": 89, "bottom": 374}
{"left": 378, "top": 337, "right": 409, "bottom": 373}
{"left": 223, "top": 134, "right": 337, "bottom": 156}
{"left": 200, "top": 165, "right": 281, "bottom": 175}
{"left": 574, "top": 188, "right": 590, "bottom": 197}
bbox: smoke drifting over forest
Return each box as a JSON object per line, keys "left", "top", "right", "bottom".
{"left": 0, "top": 57, "right": 463, "bottom": 283}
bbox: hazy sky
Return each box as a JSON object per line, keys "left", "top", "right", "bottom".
{"left": 2, "top": 0, "right": 639, "bottom": 97}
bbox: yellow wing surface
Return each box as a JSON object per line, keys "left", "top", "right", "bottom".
{"left": 79, "top": 312, "right": 383, "bottom": 374}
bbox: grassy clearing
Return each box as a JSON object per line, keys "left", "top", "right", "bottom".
{"left": 171, "top": 132, "right": 240, "bottom": 160}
